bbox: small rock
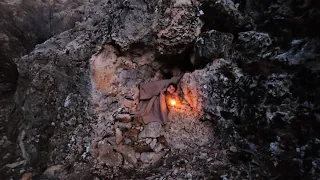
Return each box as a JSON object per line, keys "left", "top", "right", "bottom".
{"left": 135, "top": 152, "right": 141, "bottom": 159}
{"left": 138, "top": 122, "right": 163, "bottom": 139}
{"left": 153, "top": 143, "right": 165, "bottom": 153}
{"left": 116, "top": 128, "right": 123, "bottom": 145}
{"left": 229, "top": 146, "right": 237, "bottom": 152}
{"left": 193, "top": 30, "right": 233, "bottom": 68}
{"left": 4, "top": 153, "right": 10, "bottom": 159}
{"left": 117, "top": 122, "right": 132, "bottom": 129}
{"left": 149, "top": 139, "right": 157, "bottom": 150}
{"left": 157, "top": 136, "right": 168, "bottom": 146}
{"left": 115, "top": 114, "right": 131, "bottom": 123}
{"left": 185, "top": 173, "right": 192, "bottom": 179}
{"left": 124, "top": 138, "right": 132, "bottom": 145}
{"left": 43, "top": 165, "right": 65, "bottom": 178}
{"left": 237, "top": 31, "right": 272, "bottom": 56}
{"left": 97, "top": 141, "right": 123, "bottom": 166}
{"left": 5, "top": 160, "right": 25, "bottom": 168}
{"left": 199, "top": 152, "right": 208, "bottom": 158}
{"left": 133, "top": 144, "right": 151, "bottom": 153}
{"left": 21, "top": 173, "right": 35, "bottom": 180}
{"left": 140, "top": 152, "right": 154, "bottom": 163}
{"left": 118, "top": 145, "right": 137, "bottom": 165}
{"left": 132, "top": 117, "right": 143, "bottom": 127}
{"left": 123, "top": 129, "right": 140, "bottom": 141}
{"left": 145, "top": 138, "right": 152, "bottom": 144}
{"left": 140, "top": 152, "right": 165, "bottom": 164}
{"left": 106, "top": 137, "right": 116, "bottom": 146}
{"left": 172, "top": 168, "right": 179, "bottom": 175}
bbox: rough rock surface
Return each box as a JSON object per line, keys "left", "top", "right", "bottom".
{"left": 193, "top": 30, "right": 233, "bottom": 67}
{"left": 237, "top": 31, "right": 272, "bottom": 56}
{"left": 138, "top": 122, "right": 163, "bottom": 139}
{"left": 274, "top": 38, "right": 320, "bottom": 67}
{"left": 1, "top": 0, "right": 320, "bottom": 179}
{"left": 111, "top": 0, "right": 203, "bottom": 55}
{"left": 201, "top": 0, "right": 253, "bottom": 33}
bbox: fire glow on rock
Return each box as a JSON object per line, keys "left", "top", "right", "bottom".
{"left": 170, "top": 99, "right": 176, "bottom": 106}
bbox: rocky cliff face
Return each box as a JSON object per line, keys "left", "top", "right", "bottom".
{"left": 1, "top": 0, "right": 320, "bottom": 179}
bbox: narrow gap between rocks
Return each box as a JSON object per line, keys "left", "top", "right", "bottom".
{"left": 155, "top": 49, "right": 195, "bottom": 78}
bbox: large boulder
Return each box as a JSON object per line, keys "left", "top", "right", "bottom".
{"left": 201, "top": 0, "right": 253, "bottom": 33}
{"left": 237, "top": 31, "right": 272, "bottom": 56}
{"left": 274, "top": 38, "right": 320, "bottom": 68}
{"left": 241, "top": 0, "right": 320, "bottom": 45}
{"left": 192, "top": 30, "right": 233, "bottom": 68}
{"left": 155, "top": 0, "right": 203, "bottom": 55}
{"left": 111, "top": 0, "right": 203, "bottom": 55}
{"left": 138, "top": 122, "right": 163, "bottom": 139}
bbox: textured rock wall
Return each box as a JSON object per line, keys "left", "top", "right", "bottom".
{"left": 1, "top": 0, "right": 320, "bottom": 179}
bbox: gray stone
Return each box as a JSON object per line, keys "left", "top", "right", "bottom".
{"left": 193, "top": 30, "right": 234, "bottom": 68}
{"left": 153, "top": 143, "right": 165, "bottom": 153}
{"left": 93, "top": 141, "right": 123, "bottom": 167}
{"left": 5, "top": 160, "right": 26, "bottom": 169}
{"left": 138, "top": 122, "right": 163, "bottom": 139}
{"left": 149, "top": 139, "right": 157, "bottom": 149}
{"left": 201, "top": 0, "right": 253, "bottom": 33}
{"left": 117, "top": 145, "right": 137, "bottom": 166}
{"left": 117, "top": 122, "right": 132, "bottom": 130}
{"left": 274, "top": 38, "right": 320, "bottom": 68}
{"left": 140, "top": 152, "right": 165, "bottom": 164}
{"left": 237, "top": 31, "right": 272, "bottom": 55}
{"left": 115, "top": 128, "right": 123, "bottom": 145}
{"left": 155, "top": 0, "right": 203, "bottom": 55}
{"left": 106, "top": 137, "right": 116, "bottom": 146}
{"left": 115, "top": 114, "right": 132, "bottom": 123}
{"left": 43, "top": 165, "right": 66, "bottom": 178}
{"left": 145, "top": 138, "right": 152, "bottom": 144}
{"left": 124, "top": 138, "right": 132, "bottom": 145}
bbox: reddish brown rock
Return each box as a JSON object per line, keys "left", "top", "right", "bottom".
{"left": 133, "top": 144, "right": 152, "bottom": 153}
{"left": 123, "top": 129, "right": 140, "bottom": 141}
{"left": 91, "top": 140, "right": 123, "bottom": 167}
{"left": 132, "top": 117, "right": 143, "bottom": 127}
{"left": 115, "top": 114, "right": 132, "bottom": 123}
{"left": 116, "top": 145, "right": 137, "bottom": 166}
{"left": 140, "top": 152, "right": 166, "bottom": 164}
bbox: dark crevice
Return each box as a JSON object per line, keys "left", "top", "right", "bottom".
{"left": 155, "top": 48, "right": 195, "bottom": 78}
{"left": 0, "top": 59, "right": 19, "bottom": 95}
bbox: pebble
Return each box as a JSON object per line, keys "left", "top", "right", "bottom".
{"left": 229, "top": 146, "right": 237, "bottom": 152}
{"left": 153, "top": 143, "right": 165, "bottom": 153}
{"left": 135, "top": 152, "right": 140, "bottom": 159}
{"left": 115, "top": 128, "right": 123, "bottom": 145}
{"left": 186, "top": 173, "right": 192, "bottom": 179}
{"left": 146, "top": 138, "right": 152, "bottom": 144}
{"left": 173, "top": 169, "right": 179, "bottom": 175}
{"left": 150, "top": 139, "right": 157, "bottom": 149}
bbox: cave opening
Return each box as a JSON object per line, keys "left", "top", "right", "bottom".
{"left": 155, "top": 48, "right": 195, "bottom": 79}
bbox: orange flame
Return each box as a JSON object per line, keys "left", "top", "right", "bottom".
{"left": 170, "top": 99, "right": 176, "bottom": 106}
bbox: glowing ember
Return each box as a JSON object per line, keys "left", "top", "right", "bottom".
{"left": 170, "top": 99, "right": 176, "bottom": 106}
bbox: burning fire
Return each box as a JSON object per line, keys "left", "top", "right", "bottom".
{"left": 170, "top": 99, "right": 176, "bottom": 106}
